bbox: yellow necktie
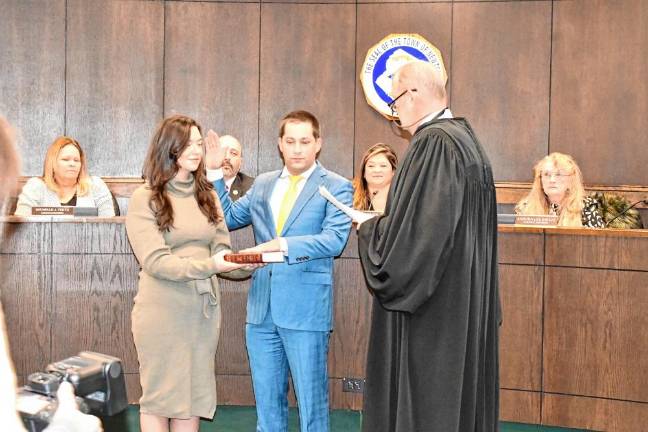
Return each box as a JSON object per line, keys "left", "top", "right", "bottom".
{"left": 276, "top": 175, "right": 302, "bottom": 235}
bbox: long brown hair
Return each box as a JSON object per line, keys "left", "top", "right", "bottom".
{"left": 353, "top": 143, "right": 398, "bottom": 210}
{"left": 42, "top": 136, "right": 92, "bottom": 196}
{"left": 515, "top": 152, "right": 585, "bottom": 227}
{"left": 142, "top": 115, "right": 221, "bottom": 231}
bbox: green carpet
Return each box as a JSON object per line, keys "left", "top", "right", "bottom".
{"left": 101, "top": 405, "right": 360, "bottom": 431}
{"left": 101, "top": 405, "right": 590, "bottom": 431}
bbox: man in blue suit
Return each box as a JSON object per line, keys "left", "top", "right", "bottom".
{"left": 206, "top": 110, "right": 353, "bottom": 432}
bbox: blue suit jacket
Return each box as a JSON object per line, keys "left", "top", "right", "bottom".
{"left": 214, "top": 163, "right": 353, "bottom": 331}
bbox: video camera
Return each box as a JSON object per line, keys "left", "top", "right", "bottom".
{"left": 16, "top": 351, "right": 128, "bottom": 432}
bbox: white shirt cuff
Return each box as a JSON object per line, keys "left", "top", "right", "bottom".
{"left": 278, "top": 237, "right": 289, "bottom": 255}
{"left": 206, "top": 168, "right": 224, "bottom": 182}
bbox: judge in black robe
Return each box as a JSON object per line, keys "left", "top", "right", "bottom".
{"left": 357, "top": 60, "right": 500, "bottom": 432}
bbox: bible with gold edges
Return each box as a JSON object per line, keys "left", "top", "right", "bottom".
{"left": 224, "top": 252, "right": 285, "bottom": 264}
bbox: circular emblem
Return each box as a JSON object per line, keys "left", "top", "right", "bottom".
{"left": 232, "top": 189, "right": 239, "bottom": 196}
{"left": 360, "top": 34, "right": 447, "bottom": 119}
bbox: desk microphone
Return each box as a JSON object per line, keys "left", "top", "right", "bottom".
{"left": 604, "top": 198, "right": 648, "bottom": 228}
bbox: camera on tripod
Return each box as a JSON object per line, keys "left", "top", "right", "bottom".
{"left": 16, "top": 351, "right": 128, "bottom": 432}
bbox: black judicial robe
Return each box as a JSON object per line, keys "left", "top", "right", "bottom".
{"left": 358, "top": 117, "right": 500, "bottom": 432}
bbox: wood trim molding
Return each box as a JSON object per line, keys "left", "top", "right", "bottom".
{"left": 496, "top": 182, "right": 648, "bottom": 207}
{"left": 15, "top": 176, "right": 144, "bottom": 198}
{"left": 16, "top": 177, "right": 648, "bottom": 207}
{"left": 102, "top": 177, "right": 144, "bottom": 198}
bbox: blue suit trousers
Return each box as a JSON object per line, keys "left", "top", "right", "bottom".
{"left": 246, "top": 308, "right": 330, "bottom": 432}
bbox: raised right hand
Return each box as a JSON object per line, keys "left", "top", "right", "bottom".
{"left": 205, "top": 129, "right": 226, "bottom": 170}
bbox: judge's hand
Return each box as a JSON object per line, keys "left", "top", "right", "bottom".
{"left": 205, "top": 130, "right": 226, "bottom": 170}
{"left": 47, "top": 381, "right": 103, "bottom": 432}
{"left": 240, "top": 238, "right": 282, "bottom": 254}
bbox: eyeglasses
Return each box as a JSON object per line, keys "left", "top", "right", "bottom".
{"left": 541, "top": 171, "right": 573, "bottom": 179}
{"left": 388, "top": 88, "right": 417, "bottom": 116}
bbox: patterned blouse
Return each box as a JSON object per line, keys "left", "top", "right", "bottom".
{"left": 549, "top": 196, "right": 604, "bottom": 228}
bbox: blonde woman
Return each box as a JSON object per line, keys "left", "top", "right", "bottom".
{"left": 353, "top": 143, "right": 398, "bottom": 212}
{"left": 0, "top": 118, "right": 102, "bottom": 431}
{"left": 14, "top": 136, "right": 114, "bottom": 216}
{"left": 516, "top": 152, "right": 603, "bottom": 227}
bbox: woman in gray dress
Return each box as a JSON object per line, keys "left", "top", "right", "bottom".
{"left": 126, "top": 115, "right": 252, "bottom": 432}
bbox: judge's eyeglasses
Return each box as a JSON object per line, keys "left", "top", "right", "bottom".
{"left": 388, "top": 88, "right": 418, "bottom": 117}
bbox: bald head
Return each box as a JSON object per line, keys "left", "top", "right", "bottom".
{"left": 390, "top": 60, "right": 449, "bottom": 133}
{"left": 392, "top": 60, "right": 447, "bottom": 104}
{"left": 220, "top": 135, "right": 243, "bottom": 180}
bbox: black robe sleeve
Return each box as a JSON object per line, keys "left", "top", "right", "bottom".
{"left": 358, "top": 129, "right": 464, "bottom": 313}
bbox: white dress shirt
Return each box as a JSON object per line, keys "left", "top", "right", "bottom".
{"left": 419, "top": 107, "right": 454, "bottom": 125}
{"left": 224, "top": 176, "right": 236, "bottom": 191}
{"left": 207, "top": 162, "right": 319, "bottom": 253}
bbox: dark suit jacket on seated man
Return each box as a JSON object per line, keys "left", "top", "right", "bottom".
{"left": 206, "top": 110, "right": 353, "bottom": 432}
{"left": 228, "top": 171, "right": 254, "bottom": 201}
{"left": 219, "top": 134, "right": 254, "bottom": 201}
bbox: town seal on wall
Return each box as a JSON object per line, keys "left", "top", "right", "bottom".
{"left": 360, "top": 34, "right": 447, "bottom": 119}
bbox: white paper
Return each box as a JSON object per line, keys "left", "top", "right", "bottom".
{"left": 261, "top": 252, "right": 285, "bottom": 263}
{"left": 318, "top": 186, "right": 378, "bottom": 224}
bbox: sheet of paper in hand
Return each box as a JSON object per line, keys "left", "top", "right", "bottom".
{"left": 318, "top": 185, "right": 378, "bottom": 224}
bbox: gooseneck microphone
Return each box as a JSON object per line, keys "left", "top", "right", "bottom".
{"left": 604, "top": 199, "right": 648, "bottom": 228}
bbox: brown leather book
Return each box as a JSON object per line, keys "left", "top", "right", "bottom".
{"left": 224, "top": 252, "right": 284, "bottom": 264}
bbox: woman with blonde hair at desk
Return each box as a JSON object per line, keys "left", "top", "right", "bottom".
{"left": 14, "top": 136, "right": 115, "bottom": 216}
{"left": 0, "top": 118, "right": 102, "bottom": 431}
{"left": 516, "top": 152, "right": 603, "bottom": 227}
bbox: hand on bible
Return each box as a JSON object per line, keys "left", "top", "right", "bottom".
{"left": 204, "top": 129, "right": 226, "bottom": 170}
{"left": 240, "top": 238, "right": 282, "bottom": 254}
{"left": 214, "top": 249, "right": 265, "bottom": 273}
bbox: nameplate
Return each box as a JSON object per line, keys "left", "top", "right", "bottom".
{"left": 515, "top": 215, "right": 559, "bottom": 226}
{"left": 32, "top": 206, "right": 73, "bottom": 215}
{"left": 31, "top": 206, "right": 99, "bottom": 217}
{"left": 497, "top": 214, "right": 516, "bottom": 225}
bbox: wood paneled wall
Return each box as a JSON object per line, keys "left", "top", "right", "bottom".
{"left": 4, "top": 219, "right": 648, "bottom": 431}
{"left": 0, "top": 218, "right": 370, "bottom": 411}
{"left": 1, "top": 0, "right": 646, "bottom": 187}
{"left": 496, "top": 227, "right": 648, "bottom": 431}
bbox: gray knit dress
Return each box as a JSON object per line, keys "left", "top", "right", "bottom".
{"left": 126, "top": 176, "right": 245, "bottom": 419}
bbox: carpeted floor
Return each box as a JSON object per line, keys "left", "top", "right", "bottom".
{"left": 101, "top": 405, "right": 590, "bottom": 431}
